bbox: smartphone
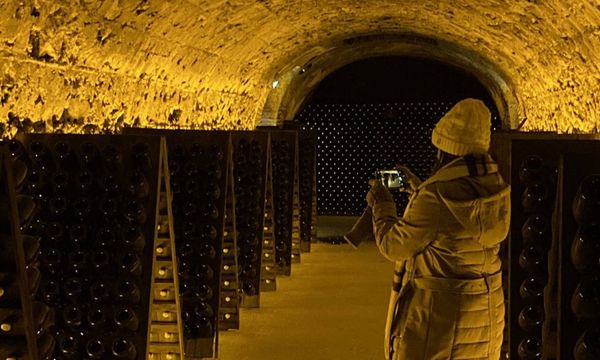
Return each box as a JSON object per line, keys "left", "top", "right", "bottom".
{"left": 374, "top": 170, "right": 407, "bottom": 190}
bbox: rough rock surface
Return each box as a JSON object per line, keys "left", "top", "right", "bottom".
{"left": 0, "top": 0, "right": 598, "bottom": 136}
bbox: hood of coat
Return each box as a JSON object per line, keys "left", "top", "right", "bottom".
{"left": 421, "top": 154, "right": 511, "bottom": 247}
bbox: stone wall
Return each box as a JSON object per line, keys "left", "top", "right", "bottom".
{"left": 0, "top": 0, "right": 598, "bottom": 137}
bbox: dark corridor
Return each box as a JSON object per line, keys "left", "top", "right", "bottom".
{"left": 294, "top": 56, "right": 501, "bottom": 216}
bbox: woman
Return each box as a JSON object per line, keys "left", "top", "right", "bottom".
{"left": 367, "top": 98, "right": 511, "bottom": 360}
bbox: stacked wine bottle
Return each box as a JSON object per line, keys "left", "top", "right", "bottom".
{"left": 566, "top": 174, "right": 600, "bottom": 359}
{"left": 514, "top": 154, "right": 556, "bottom": 360}
{"left": 166, "top": 133, "right": 229, "bottom": 358}
{"left": 231, "top": 132, "right": 269, "bottom": 307}
{"left": 1, "top": 146, "right": 55, "bottom": 359}
{"left": 9, "top": 134, "right": 160, "bottom": 360}
{"left": 297, "top": 130, "right": 316, "bottom": 253}
{"left": 270, "top": 132, "right": 297, "bottom": 276}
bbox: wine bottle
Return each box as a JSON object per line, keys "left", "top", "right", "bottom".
{"left": 45, "top": 221, "right": 66, "bottom": 244}
{"left": 63, "top": 277, "right": 84, "bottom": 303}
{"left": 113, "top": 306, "right": 139, "bottom": 331}
{"left": 574, "top": 327, "right": 600, "bottom": 360}
{"left": 131, "top": 142, "right": 151, "bottom": 172}
{"left": 96, "top": 227, "right": 118, "bottom": 248}
{"left": 68, "top": 223, "right": 88, "bottom": 248}
{"left": 102, "top": 144, "right": 122, "bottom": 171}
{"left": 79, "top": 142, "right": 100, "bottom": 169}
{"left": 202, "top": 203, "right": 219, "bottom": 220}
{"left": 67, "top": 249, "right": 87, "bottom": 275}
{"left": 123, "top": 226, "right": 145, "bottom": 252}
{"left": 123, "top": 199, "right": 147, "bottom": 224}
{"left": 85, "top": 338, "right": 106, "bottom": 359}
{"left": 101, "top": 175, "right": 120, "bottom": 193}
{"left": 87, "top": 306, "right": 107, "bottom": 329}
{"left": 118, "top": 252, "right": 142, "bottom": 278}
{"left": 111, "top": 337, "right": 137, "bottom": 360}
{"left": 40, "top": 278, "right": 61, "bottom": 305}
{"left": 195, "top": 315, "right": 213, "bottom": 337}
{"left": 201, "top": 224, "right": 217, "bottom": 241}
{"left": 189, "top": 143, "right": 203, "bottom": 159}
{"left": 98, "top": 196, "right": 119, "bottom": 219}
{"left": 52, "top": 171, "right": 70, "bottom": 195}
{"left": 196, "top": 284, "right": 213, "bottom": 301}
{"left": 519, "top": 244, "right": 545, "bottom": 272}
{"left": 517, "top": 336, "right": 542, "bottom": 359}
{"left": 522, "top": 182, "right": 552, "bottom": 213}
{"left": 518, "top": 305, "right": 545, "bottom": 331}
{"left": 242, "top": 281, "right": 257, "bottom": 296}
{"left": 76, "top": 171, "right": 97, "bottom": 194}
{"left": 172, "top": 144, "right": 187, "bottom": 160}
{"left": 571, "top": 224, "right": 600, "bottom": 274}
{"left": 55, "top": 141, "right": 76, "bottom": 170}
{"left": 572, "top": 279, "right": 600, "bottom": 318}
{"left": 72, "top": 197, "right": 93, "bottom": 220}
{"left": 519, "top": 155, "right": 545, "bottom": 184}
{"left": 40, "top": 248, "right": 62, "bottom": 275}
{"left": 29, "top": 141, "right": 53, "bottom": 172}
{"left": 177, "top": 259, "right": 194, "bottom": 280}
{"left": 62, "top": 305, "right": 83, "bottom": 327}
{"left": 240, "top": 264, "right": 257, "bottom": 278}
{"left": 89, "top": 280, "right": 110, "bottom": 303}
{"left": 241, "top": 248, "right": 259, "bottom": 264}
{"left": 58, "top": 332, "right": 81, "bottom": 359}
{"left": 196, "top": 264, "right": 214, "bottom": 282}
{"left": 521, "top": 214, "right": 551, "bottom": 245}
{"left": 90, "top": 249, "right": 112, "bottom": 273}
{"left": 127, "top": 171, "right": 149, "bottom": 198}
{"left": 116, "top": 279, "right": 141, "bottom": 304}
{"left": 573, "top": 175, "right": 600, "bottom": 224}
{"left": 198, "top": 243, "right": 216, "bottom": 261}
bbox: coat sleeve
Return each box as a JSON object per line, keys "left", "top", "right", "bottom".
{"left": 372, "top": 187, "right": 441, "bottom": 261}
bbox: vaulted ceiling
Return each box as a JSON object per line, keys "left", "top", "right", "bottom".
{"left": 0, "top": 0, "right": 598, "bottom": 136}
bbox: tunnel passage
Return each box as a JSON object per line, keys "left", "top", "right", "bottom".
{"left": 294, "top": 56, "right": 502, "bottom": 216}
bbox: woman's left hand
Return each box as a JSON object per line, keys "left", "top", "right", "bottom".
{"left": 367, "top": 179, "right": 394, "bottom": 207}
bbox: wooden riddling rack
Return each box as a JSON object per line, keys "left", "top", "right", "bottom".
{"left": 266, "top": 130, "right": 299, "bottom": 275}
{"left": 7, "top": 133, "right": 163, "bottom": 359}
{"left": 230, "top": 131, "right": 269, "bottom": 307}
{"left": 491, "top": 133, "right": 600, "bottom": 360}
{"left": 260, "top": 137, "right": 277, "bottom": 292}
{"left": 0, "top": 146, "right": 55, "bottom": 359}
{"left": 297, "top": 130, "right": 316, "bottom": 253}
{"left": 124, "top": 128, "right": 237, "bottom": 359}
{"left": 148, "top": 138, "right": 185, "bottom": 359}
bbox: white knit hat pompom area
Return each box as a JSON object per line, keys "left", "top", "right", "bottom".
{"left": 431, "top": 98, "right": 492, "bottom": 156}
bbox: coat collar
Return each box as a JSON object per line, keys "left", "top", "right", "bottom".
{"left": 418, "top": 154, "right": 498, "bottom": 189}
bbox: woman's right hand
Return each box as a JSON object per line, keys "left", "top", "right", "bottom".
{"left": 395, "top": 164, "right": 422, "bottom": 194}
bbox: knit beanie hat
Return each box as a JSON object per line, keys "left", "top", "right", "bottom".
{"left": 431, "top": 98, "right": 491, "bottom": 156}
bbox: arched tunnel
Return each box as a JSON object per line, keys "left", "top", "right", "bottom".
{"left": 0, "top": 1, "right": 599, "bottom": 359}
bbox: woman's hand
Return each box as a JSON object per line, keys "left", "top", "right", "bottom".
{"left": 395, "top": 164, "right": 422, "bottom": 194}
{"left": 367, "top": 179, "right": 394, "bottom": 207}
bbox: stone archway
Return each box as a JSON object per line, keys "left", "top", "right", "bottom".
{"left": 260, "top": 32, "right": 520, "bottom": 130}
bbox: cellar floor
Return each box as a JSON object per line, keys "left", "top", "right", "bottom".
{"left": 218, "top": 240, "right": 393, "bottom": 360}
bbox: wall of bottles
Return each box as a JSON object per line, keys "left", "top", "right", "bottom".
{"left": 296, "top": 101, "right": 500, "bottom": 215}
{"left": 297, "top": 130, "right": 316, "bottom": 252}
{"left": 231, "top": 131, "right": 269, "bottom": 307}
{"left": 0, "top": 128, "right": 316, "bottom": 359}
{"left": 6, "top": 134, "right": 162, "bottom": 360}
{"left": 0, "top": 148, "right": 55, "bottom": 359}
{"left": 269, "top": 131, "right": 297, "bottom": 276}
{"left": 492, "top": 133, "right": 600, "bottom": 360}
{"left": 163, "top": 131, "right": 230, "bottom": 358}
